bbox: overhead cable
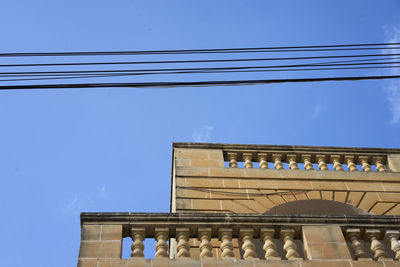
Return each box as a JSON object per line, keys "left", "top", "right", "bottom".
{"left": 0, "top": 42, "right": 399, "bottom": 57}
{"left": 1, "top": 75, "right": 399, "bottom": 90}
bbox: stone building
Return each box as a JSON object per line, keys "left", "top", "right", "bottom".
{"left": 78, "top": 142, "right": 400, "bottom": 266}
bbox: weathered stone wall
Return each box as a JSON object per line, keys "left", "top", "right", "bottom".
{"left": 173, "top": 148, "right": 400, "bottom": 215}
{"left": 171, "top": 145, "right": 400, "bottom": 261}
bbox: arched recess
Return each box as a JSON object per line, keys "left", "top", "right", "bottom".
{"left": 265, "top": 199, "right": 371, "bottom": 215}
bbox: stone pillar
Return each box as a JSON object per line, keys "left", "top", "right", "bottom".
{"left": 78, "top": 224, "right": 122, "bottom": 266}
{"left": 240, "top": 228, "right": 257, "bottom": 259}
{"left": 388, "top": 154, "right": 400, "bottom": 172}
{"left": 302, "top": 154, "right": 314, "bottom": 170}
{"left": 198, "top": 228, "right": 213, "bottom": 258}
{"left": 302, "top": 226, "right": 351, "bottom": 260}
{"left": 258, "top": 153, "right": 268, "bottom": 169}
{"left": 155, "top": 228, "right": 169, "bottom": 258}
{"left": 260, "top": 228, "right": 280, "bottom": 260}
{"left": 131, "top": 228, "right": 145, "bottom": 258}
{"left": 219, "top": 228, "right": 235, "bottom": 259}
{"left": 176, "top": 228, "right": 190, "bottom": 258}
{"left": 280, "top": 228, "right": 300, "bottom": 260}
{"left": 345, "top": 228, "right": 368, "bottom": 260}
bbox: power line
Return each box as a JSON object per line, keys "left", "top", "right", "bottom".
{"left": 1, "top": 64, "right": 400, "bottom": 82}
{"left": 1, "top": 75, "right": 399, "bottom": 90}
{"left": 1, "top": 53, "right": 399, "bottom": 68}
{"left": 1, "top": 42, "right": 399, "bottom": 57}
{"left": 1, "top": 60, "right": 399, "bottom": 76}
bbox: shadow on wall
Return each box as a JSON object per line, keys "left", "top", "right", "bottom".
{"left": 265, "top": 199, "right": 371, "bottom": 215}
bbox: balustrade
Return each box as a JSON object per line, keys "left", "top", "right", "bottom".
{"left": 221, "top": 145, "right": 396, "bottom": 172}
{"left": 81, "top": 212, "right": 400, "bottom": 261}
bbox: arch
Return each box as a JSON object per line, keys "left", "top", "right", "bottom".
{"left": 265, "top": 199, "right": 371, "bottom": 215}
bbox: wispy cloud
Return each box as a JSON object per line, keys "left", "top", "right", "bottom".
{"left": 66, "top": 193, "right": 79, "bottom": 210}
{"left": 64, "top": 193, "right": 87, "bottom": 222}
{"left": 311, "top": 103, "right": 323, "bottom": 120}
{"left": 192, "top": 125, "right": 214, "bottom": 142}
{"left": 383, "top": 25, "right": 400, "bottom": 124}
{"left": 99, "top": 184, "right": 107, "bottom": 199}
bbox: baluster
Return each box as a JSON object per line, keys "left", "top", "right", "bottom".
{"left": 345, "top": 156, "right": 358, "bottom": 172}
{"left": 373, "top": 157, "right": 386, "bottom": 172}
{"left": 176, "top": 228, "right": 190, "bottom": 258}
{"left": 385, "top": 230, "right": 400, "bottom": 261}
{"left": 316, "top": 155, "right": 328, "bottom": 171}
{"left": 365, "top": 229, "right": 387, "bottom": 260}
{"left": 260, "top": 228, "right": 280, "bottom": 260}
{"left": 331, "top": 155, "right": 344, "bottom": 171}
{"left": 345, "top": 229, "right": 368, "bottom": 260}
{"left": 198, "top": 228, "right": 213, "bottom": 258}
{"left": 301, "top": 154, "right": 314, "bottom": 170}
{"left": 227, "top": 152, "right": 238, "bottom": 168}
{"left": 240, "top": 228, "right": 257, "bottom": 259}
{"left": 287, "top": 154, "right": 299, "bottom": 170}
{"left": 258, "top": 153, "right": 268, "bottom": 169}
{"left": 359, "top": 156, "right": 372, "bottom": 172}
{"left": 218, "top": 228, "right": 235, "bottom": 259}
{"left": 155, "top": 228, "right": 169, "bottom": 258}
{"left": 243, "top": 153, "right": 253, "bottom": 168}
{"left": 280, "top": 228, "right": 300, "bottom": 260}
{"left": 272, "top": 154, "right": 284, "bottom": 170}
{"left": 130, "top": 227, "right": 145, "bottom": 258}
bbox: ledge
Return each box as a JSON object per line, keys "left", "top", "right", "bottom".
{"left": 172, "top": 142, "right": 400, "bottom": 154}
{"left": 80, "top": 212, "right": 400, "bottom": 238}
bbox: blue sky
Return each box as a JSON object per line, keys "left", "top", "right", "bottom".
{"left": 1, "top": 1, "right": 400, "bottom": 266}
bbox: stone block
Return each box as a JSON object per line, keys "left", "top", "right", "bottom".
{"left": 233, "top": 199, "right": 269, "bottom": 213}
{"left": 81, "top": 225, "right": 101, "bottom": 241}
{"left": 254, "top": 260, "right": 302, "bottom": 267}
{"left": 302, "top": 260, "right": 352, "bottom": 267}
{"left": 221, "top": 199, "right": 255, "bottom": 213}
{"left": 370, "top": 202, "right": 397, "bottom": 215}
{"left": 221, "top": 179, "right": 240, "bottom": 188}
{"left": 310, "top": 181, "right": 348, "bottom": 191}
{"left": 79, "top": 241, "right": 122, "bottom": 258}
{"left": 303, "top": 242, "right": 352, "bottom": 259}
{"left": 352, "top": 261, "right": 385, "bottom": 267}
{"left": 176, "top": 187, "right": 210, "bottom": 199}
{"left": 98, "top": 259, "right": 151, "bottom": 267}
{"left": 388, "top": 154, "right": 400, "bottom": 172}
{"left": 184, "top": 178, "right": 223, "bottom": 188}
{"left": 346, "top": 192, "right": 365, "bottom": 206}
{"left": 175, "top": 148, "right": 211, "bottom": 160}
{"left": 175, "top": 158, "right": 192, "bottom": 167}
{"left": 302, "top": 226, "right": 351, "bottom": 260}
{"left": 151, "top": 258, "right": 201, "bottom": 267}
{"left": 381, "top": 261, "right": 400, "bottom": 266}
{"left": 190, "top": 159, "right": 224, "bottom": 168}
{"left": 345, "top": 182, "right": 384, "bottom": 191}
{"left": 77, "top": 259, "right": 97, "bottom": 267}
{"left": 192, "top": 199, "right": 222, "bottom": 211}
{"left": 176, "top": 167, "right": 210, "bottom": 177}
{"left": 200, "top": 259, "right": 236, "bottom": 267}
{"left": 382, "top": 183, "right": 400, "bottom": 192}
{"left": 175, "top": 198, "right": 191, "bottom": 209}
{"left": 302, "top": 226, "right": 346, "bottom": 243}
{"left": 101, "top": 225, "right": 122, "bottom": 241}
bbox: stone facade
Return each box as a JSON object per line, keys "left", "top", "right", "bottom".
{"left": 78, "top": 143, "right": 400, "bottom": 266}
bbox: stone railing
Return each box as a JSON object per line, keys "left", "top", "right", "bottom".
{"left": 79, "top": 212, "right": 400, "bottom": 261}
{"left": 219, "top": 144, "right": 400, "bottom": 172}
